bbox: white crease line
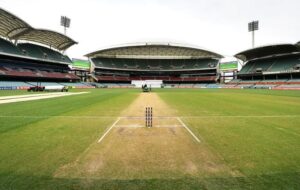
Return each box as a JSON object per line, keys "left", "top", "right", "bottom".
{"left": 155, "top": 125, "right": 183, "bottom": 128}
{"left": 115, "top": 124, "right": 144, "bottom": 128}
{"left": 118, "top": 116, "right": 177, "bottom": 119}
{"left": 177, "top": 117, "right": 201, "bottom": 143}
{"left": 97, "top": 117, "right": 120, "bottom": 143}
{"left": 115, "top": 125, "right": 183, "bottom": 128}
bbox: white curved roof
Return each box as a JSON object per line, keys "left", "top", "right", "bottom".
{"left": 235, "top": 43, "right": 300, "bottom": 62}
{"left": 86, "top": 42, "right": 223, "bottom": 59}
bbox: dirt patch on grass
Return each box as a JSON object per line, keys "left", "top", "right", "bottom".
{"left": 120, "top": 93, "right": 178, "bottom": 117}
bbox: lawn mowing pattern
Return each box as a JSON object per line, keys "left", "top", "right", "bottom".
{"left": 0, "top": 89, "right": 299, "bottom": 190}
{"left": 54, "top": 93, "right": 236, "bottom": 183}
{"left": 158, "top": 89, "right": 300, "bottom": 189}
{"left": 0, "top": 89, "right": 138, "bottom": 190}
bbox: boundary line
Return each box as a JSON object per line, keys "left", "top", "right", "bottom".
{"left": 177, "top": 117, "right": 201, "bottom": 143}
{"left": 97, "top": 117, "right": 120, "bottom": 143}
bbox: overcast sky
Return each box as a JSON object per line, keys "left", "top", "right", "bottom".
{"left": 1, "top": 0, "right": 300, "bottom": 59}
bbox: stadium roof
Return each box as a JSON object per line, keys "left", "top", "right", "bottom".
{"left": 0, "top": 7, "right": 77, "bottom": 50}
{"left": 235, "top": 44, "right": 300, "bottom": 62}
{"left": 16, "top": 29, "right": 77, "bottom": 50}
{"left": 86, "top": 42, "right": 224, "bottom": 59}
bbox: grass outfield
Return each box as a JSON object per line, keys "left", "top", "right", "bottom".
{"left": 0, "top": 89, "right": 299, "bottom": 189}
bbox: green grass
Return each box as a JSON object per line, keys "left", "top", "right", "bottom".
{"left": 158, "top": 88, "right": 300, "bottom": 189}
{"left": 0, "top": 90, "right": 45, "bottom": 96}
{"left": 0, "top": 89, "right": 138, "bottom": 190}
{"left": 0, "top": 88, "right": 299, "bottom": 189}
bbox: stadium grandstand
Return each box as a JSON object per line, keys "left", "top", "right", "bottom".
{"left": 228, "top": 43, "right": 300, "bottom": 89}
{"left": 0, "top": 8, "right": 94, "bottom": 90}
{"left": 86, "top": 42, "right": 223, "bottom": 87}
{"left": 1, "top": 7, "right": 300, "bottom": 90}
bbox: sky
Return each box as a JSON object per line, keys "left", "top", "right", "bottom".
{"left": 1, "top": 0, "right": 300, "bottom": 60}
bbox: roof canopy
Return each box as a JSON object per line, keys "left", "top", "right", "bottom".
{"left": 17, "top": 29, "right": 77, "bottom": 50}
{"left": 235, "top": 44, "right": 300, "bottom": 62}
{"left": 0, "top": 8, "right": 77, "bottom": 51}
{"left": 86, "top": 43, "right": 223, "bottom": 59}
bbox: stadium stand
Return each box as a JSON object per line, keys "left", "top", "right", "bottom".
{"left": 92, "top": 58, "right": 218, "bottom": 71}
{"left": 233, "top": 43, "right": 300, "bottom": 89}
{"left": 0, "top": 81, "right": 33, "bottom": 90}
{"left": 0, "top": 8, "right": 79, "bottom": 88}
{"left": 1, "top": 8, "right": 299, "bottom": 90}
{"left": 87, "top": 43, "right": 223, "bottom": 84}
{"left": 0, "top": 38, "right": 22, "bottom": 55}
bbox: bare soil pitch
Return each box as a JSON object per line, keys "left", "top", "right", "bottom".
{"left": 55, "top": 93, "right": 239, "bottom": 180}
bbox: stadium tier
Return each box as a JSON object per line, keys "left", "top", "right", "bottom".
{"left": 92, "top": 58, "right": 218, "bottom": 71}
{"left": 0, "top": 38, "right": 22, "bottom": 55}
{"left": 17, "top": 43, "right": 72, "bottom": 63}
{"left": 86, "top": 43, "right": 223, "bottom": 83}
{"left": 0, "top": 8, "right": 78, "bottom": 84}
{"left": 1, "top": 8, "right": 300, "bottom": 89}
{"left": 235, "top": 44, "right": 300, "bottom": 83}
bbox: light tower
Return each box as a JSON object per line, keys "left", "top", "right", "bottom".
{"left": 60, "top": 16, "right": 71, "bottom": 35}
{"left": 248, "top": 21, "right": 259, "bottom": 48}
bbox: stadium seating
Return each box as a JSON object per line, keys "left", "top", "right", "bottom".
{"left": 275, "top": 84, "right": 300, "bottom": 89}
{"left": 269, "top": 57, "right": 299, "bottom": 72}
{"left": 94, "top": 74, "right": 216, "bottom": 82}
{"left": 239, "top": 55, "right": 300, "bottom": 75}
{"left": 59, "top": 82, "right": 94, "bottom": 88}
{"left": 0, "top": 38, "right": 22, "bottom": 55}
{"left": 17, "top": 43, "right": 72, "bottom": 63}
{"left": 92, "top": 58, "right": 218, "bottom": 71}
{"left": 0, "top": 81, "right": 33, "bottom": 90}
{"left": 0, "top": 64, "right": 79, "bottom": 80}
{"left": 288, "top": 79, "right": 300, "bottom": 84}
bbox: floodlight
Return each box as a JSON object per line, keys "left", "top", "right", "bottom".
{"left": 248, "top": 21, "right": 259, "bottom": 48}
{"left": 60, "top": 16, "right": 71, "bottom": 35}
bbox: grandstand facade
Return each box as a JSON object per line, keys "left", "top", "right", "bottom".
{"left": 228, "top": 43, "right": 300, "bottom": 89}
{"left": 1, "top": 7, "right": 300, "bottom": 90}
{"left": 0, "top": 8, "right": 87, "bottom": 89}
{"left": 86, "top": 43, "right": 223, "bottom": 85}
